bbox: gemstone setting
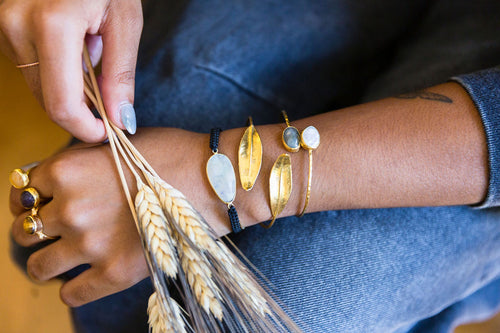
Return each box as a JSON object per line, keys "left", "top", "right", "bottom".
{"left": 9, "top": 169, "right": 29, "bottom": 189}
{"left": 301, "top": 126, "right": 320, "bottom": 150}
{"left": 206, "top": 153, "right": 236, "bottom": 204}
{"left": 282, "top": 126, "right": 301, "bottom": 152}
{"left": 21, "top": 188, "right": 39, "bottom": 209}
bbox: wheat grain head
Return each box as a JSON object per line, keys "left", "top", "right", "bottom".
{"left": 135, "top": 181, "right": 178, "bottom": 278}
{"left": 148, "top": 291, "right": 186, "bottom": 333}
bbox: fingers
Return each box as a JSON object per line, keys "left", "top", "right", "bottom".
{"left": 26, "top": 240, "right": 84, "bottom": 282}
{"left": 11, "top": 203, "right": 61, "bottom": 247}
{"left": 100, "top": 0, "right": 143, "bottom": 135}
{"left": 60, "top": 257, "right": 148, "bottom": 307}
{"left": 34, "top": 11, "right": 106, "bottom": 142}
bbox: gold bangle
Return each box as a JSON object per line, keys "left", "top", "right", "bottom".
{"left": 298, "top": 126, "right": 320, "bottom": 216}
{"left": 238, "top": 117, "right": 263, "bottom": 191}
{"left": 281, "top": 111, "right": 321, "bottom": 217}
{"left": 260, "top": 153, "right": 292, "bottom": 229}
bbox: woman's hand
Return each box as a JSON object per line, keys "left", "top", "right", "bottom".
{"left": 0, "top": 0, "right": 143, "bottom": 142}
{"left": 10, "top": 141, "right": 149, "bottom": 307}
{"left": 9, "top": 128, "right": 246, "bottom": 307}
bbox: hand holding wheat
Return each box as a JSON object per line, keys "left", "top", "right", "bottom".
{"left": 82, "top": 45, "right": 302, "bottom": 332}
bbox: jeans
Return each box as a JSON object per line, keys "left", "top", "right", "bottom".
{"left": 14, "top": 0, "right": 500, "bottom": 332}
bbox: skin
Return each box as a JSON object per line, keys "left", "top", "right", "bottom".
{"left": 9, "top": 81, "right": 488, "bottom": 307}
{"left": 0, "top": 0, "right": 143, "bottom": 142}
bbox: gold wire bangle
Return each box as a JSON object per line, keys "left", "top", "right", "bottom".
{"left": 298, "top": 126, "right": 320, "bottom": 217}
{"left": 298, "top": 150, "right": 313, "bottom": 217}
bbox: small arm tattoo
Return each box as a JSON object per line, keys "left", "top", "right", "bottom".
{"left": 395, "top": 90, "right": 453, "bottom": 103}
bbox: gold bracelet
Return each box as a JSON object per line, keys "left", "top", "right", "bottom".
{"left": 238, "top": 117, "right": 263, "bottom": 191}
{"left": 260, "top": 153, "right": 292, "bottom": 229}
{"left": 281, "top": 111, "right": 320, "bottom": 217}
{"left": 298, "top": 126, "right": 320, "bottom": 216}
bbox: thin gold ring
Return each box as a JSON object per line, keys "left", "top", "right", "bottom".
{"left": 16, "top": 61, "right": 40, "bottom": 69}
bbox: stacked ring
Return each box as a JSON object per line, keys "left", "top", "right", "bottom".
{"left": 9, "top": 162, "right": 39, "bottom": 189}
{"left": 20, "top": 187, "right": 40, "bottom": 209}
{"left": 23, "top": 212, "right": 56, "bottom": 241}
{"left": 10, "top": 162, "right": 55, "bottom": 240}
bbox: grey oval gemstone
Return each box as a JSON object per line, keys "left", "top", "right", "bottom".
{"left": 283, "top": 126, "right": 300, "bottom": 151}
{"left": 206, "top": 153, "right": 236, "bottom": 204}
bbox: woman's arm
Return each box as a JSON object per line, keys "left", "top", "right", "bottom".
{"left": 10, "top": 81, "right": 488, "bottom": 306}
{"left": 197, "top": 81, "right": 488, "bottom": 234}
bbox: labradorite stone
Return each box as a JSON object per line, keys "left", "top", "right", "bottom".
{"left": 283, "top": 127, "right": 300, "bottom": 150}
{"left": 206, "top": 153, "right": 236, "bottom": 203}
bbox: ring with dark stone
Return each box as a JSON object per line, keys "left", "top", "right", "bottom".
{"left": 20, "top": 187, "right": 40, "bottom": 209}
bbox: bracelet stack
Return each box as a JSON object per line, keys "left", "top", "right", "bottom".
{"left": 207, "top": 112, "right": 320, "bottom": 232}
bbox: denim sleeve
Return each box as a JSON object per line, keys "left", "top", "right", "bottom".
{"left": 451, "top": 67, "right": 500, "bottom": 209}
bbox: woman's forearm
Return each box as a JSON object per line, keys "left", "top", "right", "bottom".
{"left": 134, "top": 82, "right": 488, "bottom": 235}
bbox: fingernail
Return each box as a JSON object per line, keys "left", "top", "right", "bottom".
{"left": 120, "top": 103, "right": 137, "bottom": 135}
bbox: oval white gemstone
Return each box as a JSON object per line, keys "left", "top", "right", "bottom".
{"left": 283, "top": 126, "right": 300, "bottom": 150}
{"left": 301, "top": 126, "right": 320, "bottom": 149}
{"left": 206, "top": 153, "right": 236, "bottom": 203}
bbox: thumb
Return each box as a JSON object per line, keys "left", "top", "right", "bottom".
{"left": 99, "top": 0, "right": 143, "bottom": 135}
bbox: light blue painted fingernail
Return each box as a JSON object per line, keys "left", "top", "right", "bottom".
{"left": 120, "top": 103, "right": 137, "bottom": 135}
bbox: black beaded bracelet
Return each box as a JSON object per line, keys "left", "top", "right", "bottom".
{"left": 206, "top": 128, "right": 243, "bottom": 233}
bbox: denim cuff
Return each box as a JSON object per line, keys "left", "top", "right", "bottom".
{"left": 451, "top": 67, "right": 500, "bottom": 209}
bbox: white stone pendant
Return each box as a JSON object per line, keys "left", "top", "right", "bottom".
{"left": 206, "top": 153, "right": 236, "bottom": 204}
{"left": 301, "top": 125, "right": 320, "bottom": 150}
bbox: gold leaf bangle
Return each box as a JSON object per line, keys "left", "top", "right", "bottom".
{"left": 261, "top": 154, "right": 292, "bottom": 229}
{"left": 238, "top": 117, "right": 263, "bottom": 191}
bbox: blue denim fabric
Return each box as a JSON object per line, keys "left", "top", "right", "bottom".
{"left": 11, "top": 0, "right": 500, "bottom": 332}
{"left": 452, "top": 68, "right": 500, "bottom": 208}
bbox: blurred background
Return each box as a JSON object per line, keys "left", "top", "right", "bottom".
{"left": 0, "top": 52, "right": 499, "bottom": 332}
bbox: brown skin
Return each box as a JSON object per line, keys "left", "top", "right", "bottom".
{"left": 10, "top": 82, "right": 488, "bottom": 307}
{"left": 0, "top": 0, "right": 143, "bottom": 142}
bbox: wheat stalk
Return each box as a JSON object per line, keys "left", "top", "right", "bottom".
{"left": 178, "top": 238, "right": 224, "bottom": 319}
{"left": 148, "top": 292, "right": 186, "bottom": 333}
{"left": 82, "top": 45, "right": 304, "bottom": 332}
{"left": 135, "top": 180, "right": 178, "bottom": 278}
{"left": 148, "top": 173, "right": 274, "bottom": 319}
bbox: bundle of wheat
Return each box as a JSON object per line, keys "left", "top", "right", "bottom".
{"left": 82, "top": 45, "right": 303, "bottom": 333}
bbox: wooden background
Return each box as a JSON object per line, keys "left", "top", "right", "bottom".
{"left": 0, "top": 52, "right": 498, "bottom": 332}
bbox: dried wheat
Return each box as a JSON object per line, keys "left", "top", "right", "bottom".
{"left": 135, "top": 180, "right": 178, "bottom": 278}
{"left": 148, "top": 292, "right": 186, "bottom": 333}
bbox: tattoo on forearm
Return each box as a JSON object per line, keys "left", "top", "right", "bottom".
{"left": 395, "top": 90, "right": 453, "bottom": 103}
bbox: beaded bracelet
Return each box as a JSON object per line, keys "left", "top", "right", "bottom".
{"left": 206, "top": 128, "right": 243, "bottom": 233}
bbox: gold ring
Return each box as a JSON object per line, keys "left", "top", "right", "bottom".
{"left": 16, "top": 61, "right": 40, "bottom": 69}
{"left": 20, "top": 187, "right": 40, "bottom": 209}
{"left": 23, "top": 214, "right": 56, "bottom": 240}
{"left": 9, "top": 162, "right": 39, "bottom": 189}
